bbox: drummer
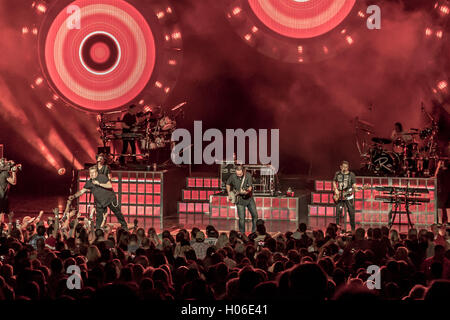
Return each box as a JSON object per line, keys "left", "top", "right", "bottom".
{"left": 391, "top": 122, "right": 413, "bottom": 143}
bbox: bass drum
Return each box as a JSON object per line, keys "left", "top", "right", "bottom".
{"left": 372, "top": 151, "right": 401, "bottom": 175}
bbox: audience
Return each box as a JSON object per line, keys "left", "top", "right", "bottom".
{"left": 0, "top": 206, "right": 449, "bottom": 300}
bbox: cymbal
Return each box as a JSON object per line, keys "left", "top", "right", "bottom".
{"left": 372, "top": 137, "right": 392, "bottom": 144}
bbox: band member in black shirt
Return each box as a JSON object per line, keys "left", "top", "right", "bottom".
{"left": 96, "top": 153, "right": 111, "bottom": 181}
{"left": 226, "top": 165, "right": 258, "bottom": 233}
{"left": 333, "top": 160, "right": 357, "bottom": 232}
{"left": 69, "top": 166, "right": 127, "bottom": 230}
{"left": 120, "top": 104, "right": 139, "bottom": 165}
{"left": 0, "top": 159, "right": 17, "bottom": 215}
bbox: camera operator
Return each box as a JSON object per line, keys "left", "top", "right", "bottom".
{"left": 0, "top": 158, "right": 20, "bottom": 215}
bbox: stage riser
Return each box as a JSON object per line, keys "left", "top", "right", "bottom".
{"left": 209, "top": 195, "right": 298, "bottom": 221}
{"left": 77, "top": 168, "right": 187, "bottom": 228}
{"left": 309, "top": 176, "right": 438, "bottom": 227}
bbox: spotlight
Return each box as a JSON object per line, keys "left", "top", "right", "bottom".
{"left": 345, "top": 35, "right": 354, "bottom": 45}
{"left": 45, "top": 102, "right": 53, "bottom": 109}
{"left": 155, "top": 81, "right": 163, "bottom": 88}
{"left": 34, "top": 1, "right": 47, "bottom": 14}
{"left": 32, "top": 27, "right": 38, "bottom": 35}
{"left": 58, "top": 168, "right": 66, "bottom": 176}
{"left": 440, "top": 5, "right": 449, "bottom": 15}
{"left": 232, "top": 7, "right": 242, "bottom": 16}
{"left": 35, "top": 77, "right": 44, "bottom": 86}
{"left": 138, "top": 99, "right": 145, "bottom": 105}
{"left": 437, "top": 80, "right": 448, "bottom": 91}
{"left": 22, "top": 27, "right": 29, "bottom": 35}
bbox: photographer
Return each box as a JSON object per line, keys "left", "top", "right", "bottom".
{"left": 0, "top": 158, "right": 19, "bottom": 215}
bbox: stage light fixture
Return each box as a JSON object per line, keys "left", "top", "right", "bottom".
{"left": 27, "top": 0, "right": 183, "bottom": 113}
{"left": 224, "top": 0, "right": 366, "bottom": 63}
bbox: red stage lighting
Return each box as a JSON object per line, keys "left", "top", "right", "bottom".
{"left": 247, "top": 0, "right": 356, "bottom": 39}
{"left": 35, "top": 77, "right": 44, "bottom": 86}
{"left": 43, "top": 0, "right": 157, "bottom": 112}
{"left": 58, "top": 168, "right": 66, "bottom": 175}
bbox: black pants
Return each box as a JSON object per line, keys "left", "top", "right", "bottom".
{"left": 95, "top": 198, "right": 128, "bottom": 230}
{"left": 120, "top": 139, "right": 137, "bottom": 164}
{"left": 236, "top": 198, "right": 258, "bottom": 233}
{"left": 336, "top": 199, "right": 356, "bottom": 231}
{"left": 0, "top": 195, "right": 9, "bottom": 214}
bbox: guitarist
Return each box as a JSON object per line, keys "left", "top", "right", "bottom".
{"left": 226, "top": 165, "right": 258, "bottom": 234}
{"left": 333, "top": 161, "right": 357, "bottom": 233}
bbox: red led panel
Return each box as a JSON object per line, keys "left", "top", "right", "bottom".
{"left": 272, "top": 198, "right": 280, "bottom": 208}
{"left": 220, "top": 208, "right": 228, "bottom": 217}
{"left": 289, "top": 199, "right": 297, "bottom": 209}
{"left": 255, "top": 197, "right": 263, "bottom": 207}
{"left": 316, "top": 181, "right": 324, "bottom": 191}
{"left": 326, "top": 207, "right": 334, "bottom": 217}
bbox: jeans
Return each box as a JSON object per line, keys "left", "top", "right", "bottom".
{"left": 95, "top": 198, "right": 128, "bottom": 230}
{"left": 236, "top": 198, "right": 258, "bottom": 233}
{"left": 336, "top": 199, "right": 356, "bottom": 231}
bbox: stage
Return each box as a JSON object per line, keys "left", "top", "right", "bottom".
{"left": 9, "top": 168, "right": 440, "bottom": 235}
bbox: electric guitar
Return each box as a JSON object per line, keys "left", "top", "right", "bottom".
{"left": 229, "top": 188, "right": 252, "bottom": 204}
{"left": 333, "top": 184, "right": 370, "bottom": 203}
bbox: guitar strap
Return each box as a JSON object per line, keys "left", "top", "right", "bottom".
{"left": 239, "top": 171, "right": 246, "bottom": 191}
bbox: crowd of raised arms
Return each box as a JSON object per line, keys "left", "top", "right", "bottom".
{"left": 0, "top": 201, "right": 449, "bottom": 300}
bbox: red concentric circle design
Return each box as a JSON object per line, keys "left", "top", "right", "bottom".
{"left": 248, "top": 0, "right": 356, "bottom": 38}
{"left": 44, "top": 0, "right": 156, "bottom": 112}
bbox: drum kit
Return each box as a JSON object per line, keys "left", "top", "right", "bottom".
{"left": 98, "top": 103, "right": 184, "bottom": 163}
{"left": 357, "top": 112, "right": 441, "bottom": 177}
